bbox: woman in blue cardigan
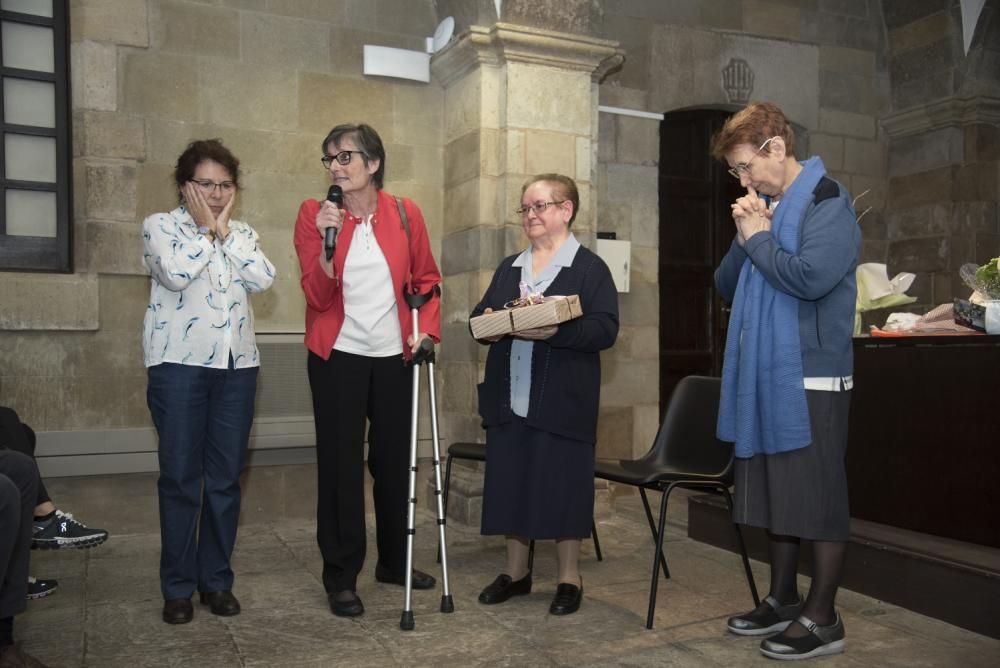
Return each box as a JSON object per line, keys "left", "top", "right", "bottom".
{"left": 470, "top": 174, "right": 619, "bottom": 616}
{"left": 713, "top": 102, "right": 860, "bottom": 661}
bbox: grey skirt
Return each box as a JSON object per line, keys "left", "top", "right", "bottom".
{"left": 733, "top": 389, "right": 851, "bottom": 542}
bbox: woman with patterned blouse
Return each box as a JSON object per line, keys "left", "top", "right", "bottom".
{"left": 142, "top": 139, "right": 275, "bottom": 626}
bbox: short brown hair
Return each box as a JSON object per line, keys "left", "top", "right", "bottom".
{"left": 522, "top": 173, "right": 580, "bottom": 227}
{"left": 174, "top": 138, "right": 240, "bottom": 198}
{"left": 711, "top": 101, "right": 796, "bottom": 161}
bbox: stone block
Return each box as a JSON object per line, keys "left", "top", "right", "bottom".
{"left": 524, "top": 131, "right": 577, "bottom": 176}
{"left": 444, "top": 131, "right": 482, "bottom": 187}
{"left": 137, "top": 163, "right": 180, "bottom": 225}
{"left": 860, "top": 238, "right": 887, "bottom": 263}
{"left": 954, "top": 162, "right": 999, "bottom": 202}
{"left": 598, "top": 112, "right": 617, "bottom": 164}
{"left": 891, "top": 70, "right": 955, "bottom": 110}
{"left": 99, "top": 275, "right": 154, "bottom": 333}
{"left": 201, "top": 63, "right": 299, "bottom": 131}
{"left": 885, "top": 203, "right": 952, "bottom": 240}
{"left": 597, "top": 197, "right": 632, "bottom": 241}
{"left": 600, "top": 358, "right": 659, "bottom": 408}
{"left": 596, "top": 405, "right": 634, "bottom": 460}
{"left": 615, "top": 115, "right": 660, "bottom": 166}
{"left": 440, "top": 361, "right": 479, "bottom": 414}
{"left": 441, "top": 226, "right": 504, "bottom": 276}
{"left": 887, "top": 236, "right": 949, "bottom": 273}
{"left": 953, "top": 201, "right": 999, "bottom": 235}
{"left": 975, "top": 233, "right": 1000, "bottom": 265}
{"left": 629, "top": 325, "right": 659, "bottom": 361}
{"left": 122, "top": 52, "right": 200, "bottom": 122}
{"left": 810, "top": 133, "right": 845, "bottom": 171}
{"left": 297, "top": 72, "right": 394, "bottom": 138}
{"left": 153, "top": 0, "right": 239, "bottom": 58}
{"left": 843, "top": 137, "right": 883, "bottom": 176}
{"left": 799, "top": 10, "right": 880, "bottom": 50}
{"left": 439, "top": 322, "right": 479, "bottom": 363}
{"left": 506, "top": 63, "right": 591, "bottom": 136}
{"left": 888, "top": 127, "right": 964, "bottom": 177}
{"left": 76, "top": 111, "right": 146, "bottom": 160}
{"left": 850, "top": 174, "right": 887, "bottom": 218}
{"left": 820, "top": 71, "right": 880, "bottom": 115}
{"left": 965, "top": 123, "right": 1000, "bottom": 162}
{"left": 0, "top": 274, "right": 99, "bottom": 330}
{"left": 241, "top": 12, "right": 331, "bottom": 72}
{"left": 700, "top": 0, "right": 743, "bottom": 29}
{"left": 392, "top": 82, "right": 445, "bottom": 148}
{"left": 819, "top": 0, "right": 870, "bottom": 18}
{"left": 70, "top": 0, "right": 148, "bottom": 47}
{"left": 819, "top": 45, "right": 876, "bottom": 74}
{"left": 87, "top": 221, "right": 145, "bottom": 276}
{"left": 600, "top": 14, "right": 652, "bottom": 91}
{"left": 619, "top": 279, "right": 658, "bottom": 327}
{"left": 888, "top": 11, "right": 951, "bottom": 54}
{"left": 71, "top": 41, "right": 116, "bottom": 111}
{"left": 83, "top": 161, "right": 139, "bottom": 222}
{"left": 577, "top": 136, "right": 593, "bottom": 184}
{"left": 384, "top": 142, "right": 415, "bottom": 183}
{"left": 438, "top": 462, "right": 484, "bottom": 526}
{"left": 743, "top": 0, "right": 801, "bottom": 40}
{"left": 632, "top": 403, "right": 661, "bottom": 458}
{"left": 630, "top": 245, "right": 657, "bottom": 284}
{"left": 268, "top": 0, "right": 376, "bottom": 27}
{"left": 890, "top": 38, "right": 955, "bottom": 87}
{"left": 819, "top": 108, "right": 875, "bottom": 139}
{"left": 881, "top": 0, "right": 951, "bottom": 32}
{"left": 503, "top": 0, "right": 603, "bottom": 36}
{"left": 887, "top": 166, "right": 954, "bottom": 209}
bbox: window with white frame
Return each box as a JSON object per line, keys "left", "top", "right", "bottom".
{"left": 1, "top": 0, "right": 70, "bottom": 272}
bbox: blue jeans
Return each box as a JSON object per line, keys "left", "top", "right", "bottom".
{"left": 147, "top": 360, "right": 258, "bottom": 600}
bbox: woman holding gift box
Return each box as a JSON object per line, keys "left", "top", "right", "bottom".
{"left": 293, "top": 123, "right": 442, "bottom": 618}
{"left": 470, "top": 173, "right": 619, "bottom": 616}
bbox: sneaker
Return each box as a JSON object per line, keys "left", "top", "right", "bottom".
{"left": 727, "top": 595, "right": 803, "bottom": 636}
{"left": 32, "top": 510, "right": 108, "bottom": 550}
{"left": 27, "top": 576, "right": 58, "bottom": 600}
{"left": 759, "top": 612, "right": 846, "bottom": 660}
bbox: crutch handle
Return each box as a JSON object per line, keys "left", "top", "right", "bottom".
{"left": 412, "top": 337, "right": 435, "bottom": 365}
{"left": 404, "top": 284, "right": 440, "bottom": 309}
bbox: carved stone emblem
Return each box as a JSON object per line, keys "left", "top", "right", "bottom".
{"left": 722, "top": 58, "right": 754, "bottom": 105}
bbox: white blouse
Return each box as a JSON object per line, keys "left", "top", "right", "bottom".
{"left": 141, "top": 206, "right": 275, "bottom": 369}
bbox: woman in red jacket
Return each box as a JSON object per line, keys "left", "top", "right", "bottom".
{"left": 293, "top": 123, "right": 441, "bottom": 618}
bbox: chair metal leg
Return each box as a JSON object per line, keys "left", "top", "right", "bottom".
{"left": 645, "top": 482, "right": 676, "bottom": 629}
{"left": 591, "top": 520, "right": 603, "bottom": 562}
{"left": 437, "top": 454, "right": 454, "bottom": 564}
{"left": 720, "top": 486, "right": 760, "bottom": 607}
{"left": 639, "top": 488, "right": 670, "bottom": 579}
{"left": 528, "top": 539, "right": 535, "bottom": 572}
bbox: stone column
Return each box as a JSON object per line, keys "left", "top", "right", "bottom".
{"left": 428, "top": 24, "right": 622, "bottom": 525}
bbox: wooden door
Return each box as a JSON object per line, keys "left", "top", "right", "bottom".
{"left": 658, "top": 109, "right": 743, "bottom": 415}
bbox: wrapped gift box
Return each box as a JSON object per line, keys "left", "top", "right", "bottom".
{"left": 470, "top": 295, "right": 582, "bottom": 340}
{"left": 953, "top": 298, "right": 985, "bottom": 332}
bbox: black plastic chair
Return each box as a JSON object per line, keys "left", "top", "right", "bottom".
{"left": 594, "top": 375, "right": 759, "bottom": 629}
{"left": 441, "top": 441, "right": 603, "bottom": 568}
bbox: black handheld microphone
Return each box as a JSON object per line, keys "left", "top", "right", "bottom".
{"left": 323, "top": 184, "right": 344, "bottom": 261}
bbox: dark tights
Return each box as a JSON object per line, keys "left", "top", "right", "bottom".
{"left": 766, "top": 531, "right": 847, "bottom": 637}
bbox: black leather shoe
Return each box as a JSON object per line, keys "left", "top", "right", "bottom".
{"left": 329, "top": 590, "right": 364, "bottom": 617}
{"left": 162, "top": 597, "right": 193, "bottom": 624}
{"left": 199, "top": 590, "right": 240, "bottom": 616}
{"left": 374, "top": 563, "right": 437, "bottom": 590}
{"left": 478, "top": 573, "right": 532, "bottom": 604}
{"left": 549, "top": 581, "right": 582, "bottom": 615}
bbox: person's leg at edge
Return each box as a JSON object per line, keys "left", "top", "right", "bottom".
{"left": 505, "top": 536, "right": 531, "bottom": 581}
{"left": 555, "top": 538, "right": 581, "bottom": 586}
{"left": 779, "top": 539, "right": 846, "bottom": 637}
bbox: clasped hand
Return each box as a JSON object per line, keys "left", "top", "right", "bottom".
{"left": 731, "top": 185, "right": 771, "bottom": 246}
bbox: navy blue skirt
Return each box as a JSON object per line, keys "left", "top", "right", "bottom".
{"left": 480, "top": 416, "right": 595, "bottom": 540}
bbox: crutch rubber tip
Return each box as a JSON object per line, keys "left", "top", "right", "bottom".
{"left": 400, "top": 611, "right": 415, "bottom": 630}
{"left": 440, "top": 595, "right": 454, "bottom": 613}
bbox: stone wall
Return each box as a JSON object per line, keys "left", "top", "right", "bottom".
{"left": 0, "top": 0, "right": 442, "bottom": 430}
{"left": 881, "top": 0, "right": 1000, "bottom": 312}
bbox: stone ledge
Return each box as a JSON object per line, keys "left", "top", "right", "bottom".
{"left": 881, "top": 95, "right": 1000, "bottom": 139}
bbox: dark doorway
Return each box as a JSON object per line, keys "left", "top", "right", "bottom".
{"left": 657, "top": 109, "right": 743, "bottom": 416}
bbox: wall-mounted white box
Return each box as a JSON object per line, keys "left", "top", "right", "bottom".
{"left": 596, "top": 238, "right": 630, "bottom": 293}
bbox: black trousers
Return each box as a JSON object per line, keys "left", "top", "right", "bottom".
{"left": 308, "top": 349, "right": 412, "bottom": 593}
{"left": 0, "top": 407, "right": 49, "bottom": 509}
{"left": 0, "top": 450, "right": 38, "bottom": 619}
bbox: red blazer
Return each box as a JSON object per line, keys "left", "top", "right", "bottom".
{"left": 293, "top": 189, "right": 442, "bottom": 360}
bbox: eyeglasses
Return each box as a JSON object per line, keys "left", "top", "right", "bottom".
{"left": 515, "top": 200, "right": 565, "bottom": 217}
{"left": 727, "top": 136, "right": 780, "bottom": 179}
{"left": 191, "top": 179, "right": 236, "bottom": 194}
{"left": 321, "top": 151, "right": 365, "bottom": 168}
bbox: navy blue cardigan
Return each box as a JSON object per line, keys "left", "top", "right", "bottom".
{"left": 471, "top": 245, "right": 619, "bottom": 443}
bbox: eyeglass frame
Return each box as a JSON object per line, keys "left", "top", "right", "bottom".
{"left": 515, "top": 200, "right": 567, "bottom": 217}
{"left": 190, "top": 179, "right": 236, "bottom": 194}
{"left": 727, "top": 136, "right": 780, "bottom": 180}
{"left": 321, "top": 150, "right": 366, "bottom": 169}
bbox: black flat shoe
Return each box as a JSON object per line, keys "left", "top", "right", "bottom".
{"left": 374, "top": 563, "right": 437, "bottom": 590}
{"left": 329, "top": 590, "right": 364, "bottom": 617}
{"left": 162, "top": 597, "right": 193, "bottom": 624}
{"left": 478, "top": 573, "right": 532, "bottom": 604}
{"left": 199, "top": 590, "right": 241, "bottom": 616}
{"left": 549, "top": 581, "right": 582, "bottom": 615}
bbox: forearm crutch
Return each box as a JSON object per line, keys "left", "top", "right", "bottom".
{"left": 400, "top": 285, "right": 453, "bottom": 631}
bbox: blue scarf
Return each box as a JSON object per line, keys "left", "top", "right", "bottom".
{"left": 717, "top": 157, "right": 827, "bottom": 458}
